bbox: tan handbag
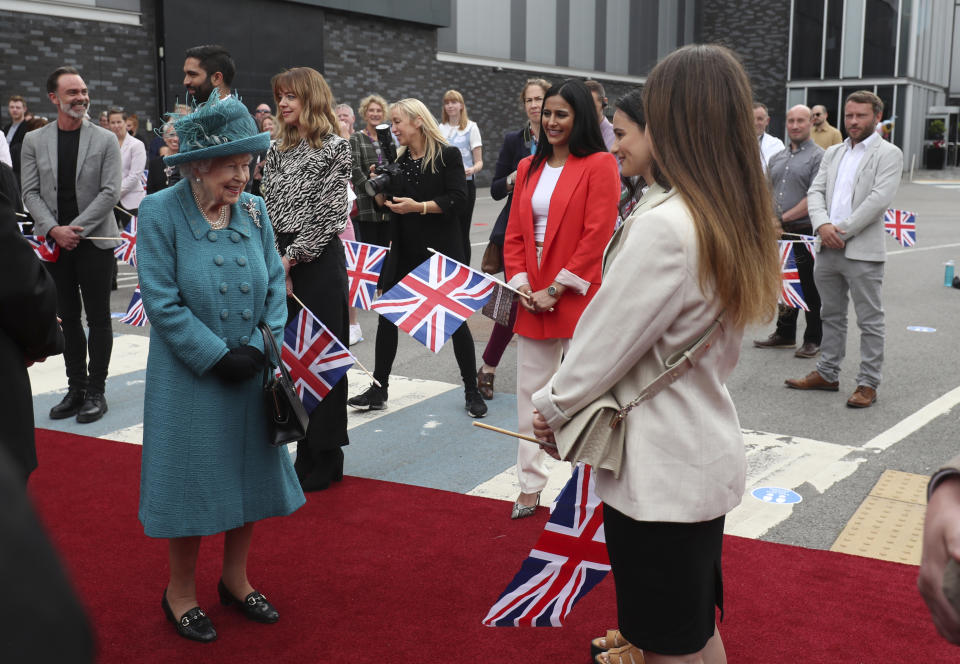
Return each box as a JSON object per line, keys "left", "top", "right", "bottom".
{"left": 555, "top": 313, "right": 725, "bottom": 477}
{"left": 480, "top": 241, "right": 503, "bottom": 275}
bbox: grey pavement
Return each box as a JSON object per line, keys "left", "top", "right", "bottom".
{"left": 100, "top": 177, "right": 960, "bottom": 550}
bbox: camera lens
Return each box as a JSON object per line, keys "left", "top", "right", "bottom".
{"left": 364, "top": 173, "right": 390, "bottom": 197}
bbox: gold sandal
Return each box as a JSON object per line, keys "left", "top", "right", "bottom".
{"left": 595, "top": 643, "right": 644, "bottom": 664}
{"left": 590, "top": 629, "right": 628, "bottom": 658}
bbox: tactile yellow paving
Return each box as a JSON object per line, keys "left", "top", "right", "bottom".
{"left": 830, "top": 470, "right": 928, "bottom": 565}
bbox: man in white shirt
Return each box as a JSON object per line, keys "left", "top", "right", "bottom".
{"left": 754, "top": 102, "right": 785, "bottom": 173}
{"left": 785, "top": 91, "right": 903, "bottom": 408}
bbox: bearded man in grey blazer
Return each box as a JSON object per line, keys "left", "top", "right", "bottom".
{"left": 785, "top": 90, "right": 902, "bottom": 408}
{"left": 21, "top": 66, "right": 121, "bottom": 423}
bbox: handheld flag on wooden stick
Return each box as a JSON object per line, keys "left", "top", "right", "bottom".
{"left": 343, "top": 240, "right": 388, "bottom": 310}
{"left": 778, "top": 241, "right": 808, "bottom": 311}
{"left": 120, "top": 285, "right": 148, "bottom": 326}
{"left": 483, "top": 464, "right": 610, "bottom": 627}
{"left": 884, "top": 208, "right": 916, "bottom": 247}
{"left": 282, "top": 307, "right": 354, "bottom": 415}
{"left": 371, "top": 252, "right": 495, "bottom": 353}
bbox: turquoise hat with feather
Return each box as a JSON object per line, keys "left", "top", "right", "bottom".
{"left": 164, "top": 91, "right": 269, "bottom": 167}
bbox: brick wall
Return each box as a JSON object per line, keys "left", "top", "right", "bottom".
{"left": 0, "top": 1, "right": 157, "bottom": 129}
{"left": 321, "top": 10, "right": 636, "bottom": 189}
{"left": 700, "top": 1, "right": 792, "bottom": 139}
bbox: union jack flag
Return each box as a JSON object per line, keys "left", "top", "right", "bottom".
{"left": 778, "top": 240, "right": 808, "bottom": 311}
{"left": 24, "top": 235, "right": 60, "bottom": 262}
{"left": 795, "top": 234, "right": 818, "bottom": 263}
{"left": 371, "top": 252, "right": 495, "bottom": 353}
{"left": 884, "top": 208, "right": 916, "bottom": 247}
{"left": 114, "top": 216, "right": 138, "bottom": 267}
{"left": 483, "top": 464, "right": 610, "bottom": 627}
{"left": 282, "top": 307, "right": 354, "bottom": 414}
{"left": 120, "top": 285, "right": 147, "bottom": 326}
{"left": 343, "top": 240, "right": 388, "bottom": 310}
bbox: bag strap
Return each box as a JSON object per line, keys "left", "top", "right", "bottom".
{"left": 610, "top": 312, "right": 725, "bottom": 428}
{"left": 259, "top": 323, "right": 295, "bottom": 387}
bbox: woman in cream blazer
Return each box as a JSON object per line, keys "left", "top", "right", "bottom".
{"left": 532, "top": 45, "right": 781, "bottom": 664}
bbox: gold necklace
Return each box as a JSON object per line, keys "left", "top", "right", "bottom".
{"left": 191, "top": 183, "right": 228, "bottom": 229}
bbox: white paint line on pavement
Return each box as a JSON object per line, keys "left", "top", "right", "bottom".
{"left": 864, "top": 384, "right": 960, "bottom": 451}
{"left": 725, "top": 430, "right": 865, "bottom": 539}
{"left": 28, "top": 334, "right": 150, "bottom": 395}
{"left": 344, "top": 369, "right": 457, "bottom": 426}
{"left": 467, "top": 458, "right": 572, "bottom": 507}
{"left": 888, "top": 241, "right": 960, "bottom": 256}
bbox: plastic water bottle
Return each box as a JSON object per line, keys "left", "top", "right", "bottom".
{"left": 945, "top": 260, "right": 955, "bottom": 287}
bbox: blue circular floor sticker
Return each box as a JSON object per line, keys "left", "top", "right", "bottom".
{"left": 907, "top": 326, "right": 936, "bottom": 333}
{"left": 751, "top": 487, "right": 802, "bottom": 504}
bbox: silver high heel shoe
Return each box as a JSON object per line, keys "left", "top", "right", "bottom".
{"left": 511, "top": 491, "right": 541, "bottom": 519}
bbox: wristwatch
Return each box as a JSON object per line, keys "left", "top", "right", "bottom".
{"left": 546, "top": 285, "right": 559, "bottom": 297}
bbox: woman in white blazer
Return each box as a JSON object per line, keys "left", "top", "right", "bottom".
{"left": 532, "top": 45, "right": 780, "bottom": 664}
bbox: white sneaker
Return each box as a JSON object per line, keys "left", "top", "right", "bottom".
{"left": 349, "top": 324, "right": 363, "bottom": 346}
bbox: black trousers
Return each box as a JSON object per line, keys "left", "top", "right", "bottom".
{"left": 44, "top": 241, "right": 115, "bottom": 393}
{"left": 284, "top": 242, "right": 350, "bottom": 458}
{"left": 776, "top": 241, "right": 822, "bottom": 344}
{"left": 373, "top": 316, "right": 477, "bottom": 391}
{"left": 353, "top": 220, "right": 391, "bottom": 248}
{"left": 460, "top": 179, "right": 477, "bottom": 263}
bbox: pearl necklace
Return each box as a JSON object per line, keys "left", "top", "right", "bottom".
{"left": 191, "top": 183, "right": 228, "bottom": 230}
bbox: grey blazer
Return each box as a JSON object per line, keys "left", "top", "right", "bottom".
{"left": 21, "top": 120, "right": 122, "bottom": 249}
{"left": 807, "top": 136, "right": 903, "bottom": 262}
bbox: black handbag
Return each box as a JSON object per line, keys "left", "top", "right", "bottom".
{"left": 259, "top": 323, "right": 310, "bottom": 447}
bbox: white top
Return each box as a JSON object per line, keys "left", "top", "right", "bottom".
{"left": 440, "top": 121, "right": 482, "bottom": 180}
{"left": 0, "top": 134, "right": 10, "bottom": 167}
{"left": 118, "top": 135, "right": 147, "bottom": 210}
{"left": 530, "top": 163, "right": 563, "bottom": 243}
{"left": 829, "top": 131, "right": 880, "bottom": 224}
{"left": 4, "top": 121, "right": 21, "bottom": 145}
{"left": 759, "top": 133, "right": 785, "bottom": 173}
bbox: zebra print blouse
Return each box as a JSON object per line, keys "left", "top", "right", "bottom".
{"left": 260, "top": 135, "right": 351, "bottom": 263}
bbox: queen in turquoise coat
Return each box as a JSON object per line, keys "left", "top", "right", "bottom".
{"left": 136, "top": 94, "right": 304, "bottom": 643}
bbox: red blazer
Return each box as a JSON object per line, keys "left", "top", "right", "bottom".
{"left": 503, "top": 151, "right": 620, "bottom": 339}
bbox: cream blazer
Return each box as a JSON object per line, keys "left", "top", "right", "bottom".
{"left": 532, "top": 190, "right": 746, "bottom": 523}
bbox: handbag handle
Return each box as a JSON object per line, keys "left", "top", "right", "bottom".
{"left": 258, "top": 323, "right": 294, "bottom": 388}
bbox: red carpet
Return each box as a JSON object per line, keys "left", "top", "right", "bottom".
{"left": 29, "top": 429, "right": 955, "bottom": 663}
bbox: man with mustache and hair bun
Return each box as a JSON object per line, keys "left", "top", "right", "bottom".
{"left": 20, "top": 65, "right": 122, "bottom": 424}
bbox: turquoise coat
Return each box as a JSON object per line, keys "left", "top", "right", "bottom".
{"left": 136, "top": 178, "right": 304, "bottom": 538}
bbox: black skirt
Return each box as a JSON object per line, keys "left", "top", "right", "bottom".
{"left": 277, "top": 234, "right": 349, "bottom": 453}
{"left": 602, "top": 504, "right": 725, "bottom": 656}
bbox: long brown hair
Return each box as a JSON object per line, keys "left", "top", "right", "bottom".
{"left": 643, "top": 44, "right": 778, "bottom": 328}
{"left": 271, "top": 67, "right": 338, "bottom": 151}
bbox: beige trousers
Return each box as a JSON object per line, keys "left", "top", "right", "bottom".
{"left": 516, "top": 335, "right": 569, "bottom": 493}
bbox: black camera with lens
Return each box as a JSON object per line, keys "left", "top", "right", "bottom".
{"left": 363, "top": 123, "right": 403, "bottom": 198}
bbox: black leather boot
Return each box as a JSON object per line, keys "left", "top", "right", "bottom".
{"left": 76, "top": 392, "right": 108, "bottom": 424}
{"left": 50, "top": 387, "right": 86, "bottom": 420}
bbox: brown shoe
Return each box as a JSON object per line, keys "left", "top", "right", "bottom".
{"left": 794, "top": 342, "right": 820, "bottom": 358}
{"left": 785, "top": 371, "right": 839, "bottom": 391}
{"left": 477, "top": 368, "right": 495, "bottom": 400}
{"left": 753, "top": 333, "right": 796, "bottom": 349}
{"left": 846, "top": 385, "right": 877, "bottom": 408}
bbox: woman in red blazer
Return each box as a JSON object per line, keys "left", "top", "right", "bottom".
{"left": 502, "top": 79, "right": 620, "bottom": 519}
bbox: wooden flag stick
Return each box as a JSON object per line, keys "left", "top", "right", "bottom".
{"left": 114, "top": 206, "right": 135, "bottom": 217}
{"left": 471, "top": 421, "right": 557, "bottom": 449}
{"left": 287, "top": 291, "right": 381, "bottom": 388}
{"left": 15, "top": 212, "right": 28, "bottom": 218}
{"left": 780, "top": 232, "right": 816, "bottom": 241}
{"left": 426, "top": 247, "right": 531, "bottom": 300}
{"left": 84, "top": 236, "right": 123, "bottom": 241}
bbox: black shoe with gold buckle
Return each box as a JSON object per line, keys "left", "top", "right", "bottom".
{"left": 218, "top": 579, "right": 279, "bottom": 623}
{"left": 161, "top": 590, "right": 217, "bottom": 642}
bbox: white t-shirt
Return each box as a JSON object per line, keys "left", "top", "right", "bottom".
{"left": 440, "top": 120, "right": 482, "bottom": 180}
{"left": 530, "top": 164, "right": 564, "bottom": 243}
{"left": 829, "top": 132, "right": 880, "bottom": 224}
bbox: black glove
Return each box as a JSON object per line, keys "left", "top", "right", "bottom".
{"left": 210, "top": 347, "right": 265, "bottom": 382}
